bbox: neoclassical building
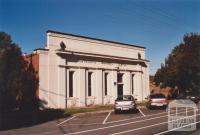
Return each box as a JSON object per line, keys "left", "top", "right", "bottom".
{"left": 33, "top": 30, "right": 150, "bottom": 108}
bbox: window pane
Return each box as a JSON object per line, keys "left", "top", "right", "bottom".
{"left": 88, "top": 72, "right": 92, "bottom": 96}
{"left": 105, "top": 73, "right": 108, "bottom": 96}
{"left": 132, "top": 74, "right": 134, "bottom": 94}
{"left": 69, "top": 71, "right": 74, "bottom": 97}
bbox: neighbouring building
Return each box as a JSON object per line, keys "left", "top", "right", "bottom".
{"left": 31, "top": 30, "right": 150, "bottom": 108}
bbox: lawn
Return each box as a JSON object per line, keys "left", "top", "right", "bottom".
{"left": 64, "top": 105, "right": 114, "bottom": 115}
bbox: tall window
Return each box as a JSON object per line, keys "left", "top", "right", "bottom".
{"left": 69, "top": 71, "right": 74, "bottom": 97}
{"left": 105, "top": 73, "right": 108, "bottom": 96}
{"left": 117, "top": 73, "right": 124, "bottom": 97}
{"left": 132, "top": 74, "right": 135, "bottom": 94}
{"left": 88, "top": 72, "right": 92, "bottom": 96}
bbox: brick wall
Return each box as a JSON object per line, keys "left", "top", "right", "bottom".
{"left": 23, "top": 53, "right": 39, "bottom": 97}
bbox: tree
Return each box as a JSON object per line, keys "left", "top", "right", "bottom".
{"left": 20, "top": 60, "right": 39, "bottom": 110}
{"left": 0, "top": 32, "right": 38, "bottom": 112}
{"left": 0, "top": 32, "right": 25, "bottom": 111}
{"left": 154, "top": 33, "right": 200, "bottom": 96}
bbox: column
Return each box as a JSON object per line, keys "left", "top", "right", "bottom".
{"left": 111, "top": 70, "right": 117, "bottom": 103}
{"left": 78, "top": 68, "right": 86, "bottom": 107}
{"left": 95, "top": 70, "right": 103, "bottom": 104}
{"left": 123, "top": 72, "right": 131, "bottom": 95}
{"left": 58, "top": 66, "right": 66, "bottom": 108}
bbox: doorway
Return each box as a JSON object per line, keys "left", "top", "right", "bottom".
{"left": 117, "top": 73, "right": 124, "bottom": 97}
{"left": 117, "top": 84, "right": 123, "bottom": 97}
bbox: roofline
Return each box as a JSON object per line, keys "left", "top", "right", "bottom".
{"left": 33, "top": 48, "right": 49, "bottom": 51}
{"left": 46, "top": 30, "right": 146, "bottom": 49}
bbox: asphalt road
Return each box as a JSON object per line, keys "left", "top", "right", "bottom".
{"left": 1, "top": 104, "right": 200, "bottom": 135}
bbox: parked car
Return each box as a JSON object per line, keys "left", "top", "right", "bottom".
{"left": 114, "top": 95, "right": 137, "bottom": 113}
{"left": 176, "top": 92, "right": 200, "bottom": 104}
{"left": 186, "top": 95, "right": 200, "bottom": 104}
{"left": 145, "top": 93, "right": 168, "bottom": 109}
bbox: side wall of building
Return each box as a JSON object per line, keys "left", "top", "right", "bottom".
{"left": 24, "top": 53, "right": 39, "bottom": 97}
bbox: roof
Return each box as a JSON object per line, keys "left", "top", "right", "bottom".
{"left": 46, "top": 30, "right": 146, "bottom": 49}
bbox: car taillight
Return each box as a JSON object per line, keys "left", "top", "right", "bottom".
{"left": 149, "top": 99, "right": 152, "bottom": 103}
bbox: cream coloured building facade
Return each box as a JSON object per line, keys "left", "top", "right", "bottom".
{"left": 34, "top": 30, "right": 150, "bottom": 108}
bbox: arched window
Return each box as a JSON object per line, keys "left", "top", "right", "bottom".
{"left": 138, "top": 53, "right": 141, "bottom": 59}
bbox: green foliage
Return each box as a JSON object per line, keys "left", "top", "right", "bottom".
{"left": 0, "top": 32, "right": 38, "bottom": 112}
{"left": 154, "top": 33, "right": 200, "bottom": 95}
{"left": 20, "top": 61, "right": 39, "bottom": 110}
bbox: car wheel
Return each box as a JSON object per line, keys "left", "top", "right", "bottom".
{"left": 114, "top": 110, "right": 119, "bottom": 114}
{"left": 195, "top": 101, "right": 199, "bottom": 104}
{"left": 146, "top": 104, "right": 151, "bottom": 109}
{"left": 132, "top": 109, "right": 138, "bottom": 113}
{"left": 148, "top": 105, "right": 152, "bottom": 110}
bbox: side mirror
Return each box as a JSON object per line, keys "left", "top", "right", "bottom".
{"left": 145, "top": 97, "right": 148, "bottom": 100}
{"left": 135, "top": 98, "right": 137, "bottom": 101}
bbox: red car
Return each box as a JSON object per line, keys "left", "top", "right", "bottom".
{"left": 145, "top": 93, "right": 168, "bottom": 109}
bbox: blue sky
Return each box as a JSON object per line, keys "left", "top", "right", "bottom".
{"left": 1, "top": 0, "right": 200, "bottom": 75}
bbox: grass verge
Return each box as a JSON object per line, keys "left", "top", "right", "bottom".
{"left": 64, "top": 105, "right": 113, "bottom": 115}
{"left": 136, "top": 101, "right": 147, "bottom": 107}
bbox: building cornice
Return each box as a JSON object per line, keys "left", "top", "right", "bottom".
{"left": 56, "top": 50, "right": 149, "bottom": 63}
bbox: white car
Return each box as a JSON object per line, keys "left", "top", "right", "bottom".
{"left": 114, "top": 95, "right": 137, "bottom": 113}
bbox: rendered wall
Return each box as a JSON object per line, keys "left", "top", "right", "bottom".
{"left": 37, "top": 31, "right": 150, "bottom": 109}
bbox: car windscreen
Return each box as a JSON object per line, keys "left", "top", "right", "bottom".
{"left": 116, "top": 96, "right": 133, "bottom": 101}
{"left": 150, "top": 94, "right": 165, "bottom": 99}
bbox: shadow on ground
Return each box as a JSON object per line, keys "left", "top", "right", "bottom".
{"left": 0, "top": 109, "right": 70, "bottom": 131}
{"left": 148, "top": 106, "right": 167, "bottom": 110}
{"left": 115, "top": 109, "right": 139, "bottom": 114}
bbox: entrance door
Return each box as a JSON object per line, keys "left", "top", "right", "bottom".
{"left": 117, "top": 84, "right": 123, "bottom": 97}
{"left": 117, "top": 73, "right": 124, "bottom": 97}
